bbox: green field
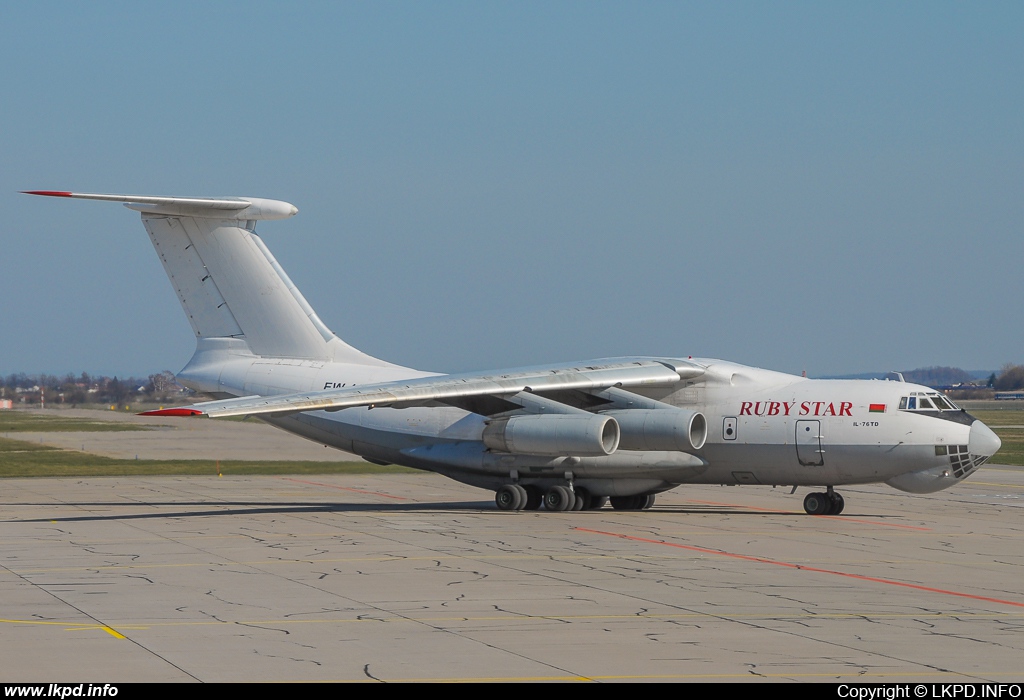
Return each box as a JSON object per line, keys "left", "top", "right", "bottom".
{"left": 965, "top": 408, "right": 1024, "bottom": 466}
{"left": 0, "top": 411, "right": 151, "bottom": 432}
{"left": 0, "top": 409, "right": 416, "bottom": 477}
{"left": 0, "top": 436, "right": 416, "bottom": 477}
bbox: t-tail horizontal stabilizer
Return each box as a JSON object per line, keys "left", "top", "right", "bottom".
{"left": 22, "top": 191, "right": 298, "bottom": 220}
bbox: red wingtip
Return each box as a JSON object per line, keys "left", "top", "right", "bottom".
{"left": 22, "top": 190, "right": 73, "bottom": 197}
{"left": 138, "top": 408, "right": 204, "bottom": 417}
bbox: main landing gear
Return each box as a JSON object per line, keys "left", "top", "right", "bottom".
{"left": 609, "top": 494, "right": 655, "bottom": 511}
{"left": 541, "top": 485, "right": 607, "bottom": 511}
{"left": 494, "top": 484, "right": 542, "bottom": 511}
{"left": 494, "top": 485, "right": 651, "bottom": 512}
{"left": 802, "top": 487, "right": 845, "bottom": 515}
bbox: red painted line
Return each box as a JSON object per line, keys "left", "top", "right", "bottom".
{"left": 575, "top": 527, "right": 1024, "bottom": 608}
{"left": 280, "top": 477, "right": 409, "bottom": 500}
{"left": 684, "top": 498, "right": 931, "bottom": 531}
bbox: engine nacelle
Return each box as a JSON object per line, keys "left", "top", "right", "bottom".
{"left": 605, "top": 408, "right": 707, "bottom": 452}
{"left": 482, "top": 414, "right": 620, "bottom": 456}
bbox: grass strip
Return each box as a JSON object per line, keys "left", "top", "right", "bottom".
{"left": 969, "top": 409, "right": 1024, "bottom": 427}
{"left": 0, "top": 437, "right": 62, "bottom": 453}
{"left": 985, "top": 429, "right": 1024, "bottom": 466}
{"left": 0, "top": 412, "right": 150, "bottom": 432}
{"left": 964, "top": 410, "right": 1024, "bottom": 465}
{"left": 0, "top": 438, "right": 417, "bottom": 477}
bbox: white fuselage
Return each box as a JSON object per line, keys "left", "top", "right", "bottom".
{"left": 177, "top": 342, "right": 996, "bottom": 498}
{"left": 28, "top": 190, "right": 1000, "bottom": 507}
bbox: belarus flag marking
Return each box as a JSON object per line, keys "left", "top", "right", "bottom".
{"left": 869, "top": 404, "right": 886, "bottom": 413}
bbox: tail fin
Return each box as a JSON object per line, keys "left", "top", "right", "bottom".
{"left": 24, "top": 191, "right": 388, "bottom": 365}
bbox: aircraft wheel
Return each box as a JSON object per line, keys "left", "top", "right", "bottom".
{"left": 828, "top": 492, "right": 845, "bottom": 515}
{"left": 640, "top": 494, "right": 656, "bottom": 510}
{"left": 610, "top": 495, "right": 644, "bottom": 511}
{"left": 571, "top": 488, "right": 589, "bottom": 511}
{"left": 587, "top": 496, "right": 609, "bottom": 510}
{"left": 522, "top": 485, "right": 543, "bottom": 510}
{"left": 512, "top": 484, "right": 528, "bottom": 509}
{"left": 544, "top": 485, "right": 575, "bottom": 512}
{"left": 803, "top": 492, "right": 831, "bottom": 515}
{"left": 495, "top": 484, "right": 523, "bottom": 511}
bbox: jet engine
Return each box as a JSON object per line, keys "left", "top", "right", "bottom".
{"left": 482, "top": 414, "right": 620, "bottom": 456}
{"left": 604, "top": 408, "right": 707, "bottom": 452}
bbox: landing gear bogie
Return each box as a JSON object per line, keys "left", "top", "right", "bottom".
{"left": 495, "top": 484, "right": 532, "bottom": 511}
{"left": 495, "top": 484, "right": 524, "bottom": 511}
{"left": 494, "top": 485, "right": 632, "bottom": 512}
{"left": 543, "top": 485, "right": 576, "bottom": 512}
{"left": 609, "top": 493, "right": 656, "bottom": 511}
{"left": 802, "top": 490, "right": 845, "bottom": 515}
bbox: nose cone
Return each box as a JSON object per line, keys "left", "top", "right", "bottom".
{"left": 969, "top": 420, "right": 1001, "bottom": 459}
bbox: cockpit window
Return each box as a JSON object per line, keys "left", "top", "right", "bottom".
{"left": 899, "top": 392, "right": 960, "bottom": 412}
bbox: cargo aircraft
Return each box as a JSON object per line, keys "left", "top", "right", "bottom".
{"left": 25, "top": 191, "right": 1002, "bottom": 514}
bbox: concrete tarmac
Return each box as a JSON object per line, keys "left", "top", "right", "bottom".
{"left": 2, "top": 468, "right": 1023, "bottom": 682}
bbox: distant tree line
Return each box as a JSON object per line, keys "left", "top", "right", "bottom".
{"left": 0, "top": 371, "right": 189, "bottom": 406}
{"left": 994, "top": 364, "right": 1024, "bottom": 392}
{"left": 913, "top": 364, "right": 1024, "bottom": 399}
{"left": 899, "top": 367, "right": 974, "bottom": 387}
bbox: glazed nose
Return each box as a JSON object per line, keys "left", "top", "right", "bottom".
{"left": 969, "top": 420, "right": 1001, "bottom": 459}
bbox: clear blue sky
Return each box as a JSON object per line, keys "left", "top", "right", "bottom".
{"left": 2, "top": 2, "right": 1021, "bottom": 377}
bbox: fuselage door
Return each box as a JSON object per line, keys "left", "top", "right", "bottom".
{"left": 796, "top": 419, "right": 824, "bottom": 466}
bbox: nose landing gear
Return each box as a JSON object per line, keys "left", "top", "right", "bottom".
{"left": 802, "top": 488, "right": 845, "bottom": 515}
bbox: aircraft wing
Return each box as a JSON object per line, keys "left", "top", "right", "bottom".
{"left": 143, "top": 359, "right": 703, "bottom": 419}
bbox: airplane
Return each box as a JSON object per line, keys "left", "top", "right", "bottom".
{"left": 24, "top": 190, "right": 1002, "bottom": 514}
